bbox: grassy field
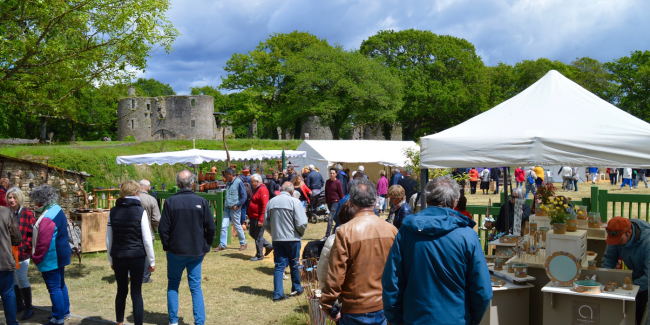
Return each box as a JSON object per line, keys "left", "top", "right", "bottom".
{"left": 1, "top": 139, "right": 302, "bottom": 188}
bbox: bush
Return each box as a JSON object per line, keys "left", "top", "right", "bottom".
{"left": 123, "top": 135, "right": 137, "bottom": 142}
{"left": 225, "top": 134, "right": 236, "bottom": 140}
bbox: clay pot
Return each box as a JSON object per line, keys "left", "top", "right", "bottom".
{"left": 484, "top": 220, "right": 495, "bottom": 230}
{"left": 535, "top": 207, "right": 546, "bottom": 216}
{"left": 198, "top": 171, "right": 205, "bottom": 182}
{"left": 623, "top": 277, "right": 633, "bottom": 290}
{"left": 61, "top": 192, "right": 68, "bottom": 197}
{"left": 507, "top": 263, "right": 515, "bottom": 273}
{"left": 211, "top": 166, "right": 217, "bottom": 173}
{"left": 588, "top": 260, "right": 597, "bottom": 270}
{"left": 514, "top": 264, "right": 528, "bottom": 278}
{"left": 603, "top": 284, "right": 615, "bottom": 292}
{"left": 588, "top": 213, "right": 601, "bottom": 228}
{"left": 484, "top": 255, "right": 496, "bottom": 263}
{"left": 494, "top": 258, "right": 504, "bottom": 271}
{"left": 566, "top": 219, "right": 579, "bottom": 232}
{"left": 552, "top": 223, "right": 567, "bottom": 234}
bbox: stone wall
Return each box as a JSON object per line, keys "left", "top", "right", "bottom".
{"left": 117, "top": 95, "right": 232, "bottom": 141}
{"left": 1, "top": 159, "right": 89, "bottom": 216}
{"left": 300, "top": 116, "right": 333, "bottom": 140}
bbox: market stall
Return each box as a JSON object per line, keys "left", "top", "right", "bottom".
{"left": 294, "top": 140, "right": 418, "bottom": 184}
{"left": 419, "top": 70, "right": 650, "bottom": 325}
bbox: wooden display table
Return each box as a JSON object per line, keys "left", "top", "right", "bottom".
{"left": 579, "top": 226, "right": 608, "bottom": 266}
{"left": 480, "top": 282, "right": 534, "bottom": 325}
{"left": 69, "top": 211, "right": 109, "bottom": 253}
{"left": 542, "top": 280, "right": 638, "bottom": 325}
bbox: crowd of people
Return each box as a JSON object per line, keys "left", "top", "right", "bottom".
{"left": 2, "top": 162, "right": 650, "bottom": 325}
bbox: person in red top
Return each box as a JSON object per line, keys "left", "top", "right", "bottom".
{"left": 454, "top": 196, "right": 472, "bottom": 221}
{"left": 324, "top": 168, "right": 344, "bottom": 238}
{"left": 248, "top": 174, "right": 273, "bottom": 261}
{"left": 468, "top": 168, "right": 479, "bottom": 194}
{"left": 515, "top": 167, "right": 525, "bottom": 189}
{"left": 0, "top": 178, "right": 9, "bottom": 207}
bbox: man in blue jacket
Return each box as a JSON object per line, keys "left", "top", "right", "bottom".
{"left": 305, "top": 165, "right": 324, "bottom": 196}
{"left": 390, "top": 167, "right": 402, "bottom": 186}
{"left": 214, "top": 167, "right": 248, "bottom": 252}
{"left": 382, "top": 176, "right": 492, "bottom": 325}
{"left": 601, "top": 217, "right": 650, "bottom": 325}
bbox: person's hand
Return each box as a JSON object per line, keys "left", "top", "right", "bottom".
{"left": 111, "top": 265, "right": 114, "bottom": 270}
{"left": 327, "top": 312, "right": 341, "bottom": 321}
{"left": 148, "top": 266, "right": 156, "bottom": 272}
{"left": 488, "top": 234, "right": 494, "bottom": 241}
{"left": 258, "top": 221, "right": 263, "bottom": 227}
{"left": 233, "top": 206, "right": 239, "bottom": 211}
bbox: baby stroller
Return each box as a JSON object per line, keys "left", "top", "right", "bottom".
{"left": 307, "top": 191, "right": 329, "bottom": 224}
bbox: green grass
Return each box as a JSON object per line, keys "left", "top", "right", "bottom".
{"left": 1, "top": 139, "right": 302, "bottom": 188}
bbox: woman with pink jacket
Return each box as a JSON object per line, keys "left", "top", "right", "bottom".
{"left": 377, "top": 170, "right": 389, "bottom": 213}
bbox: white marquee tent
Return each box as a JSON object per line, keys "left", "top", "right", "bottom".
{"left": 421, "top": 70, "right": 650, "bottom": 169}
{"left": 115, "top": 149, "right": 307, "bottom": 166}
{"left": 294, "top": 140, "right": 419, "bottom": 183}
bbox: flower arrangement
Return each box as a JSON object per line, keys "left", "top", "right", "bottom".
{"left": 540, "top": 197, "right": 579, "bottom": 225}
{"left": 537, "top": 182, "right": 557, "bottom": 204}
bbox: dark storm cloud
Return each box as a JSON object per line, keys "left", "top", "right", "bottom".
{"left": 137, "top": 0, "right": 650, "bottom": 94}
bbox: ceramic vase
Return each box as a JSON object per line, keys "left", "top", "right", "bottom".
{"left": 211, "top": 166, "right": 217, "bottom": 173}
{"left": 576, "top": 206, "right": 588, "bottom": 220}
{"left": 588, "top": 212, "right": 601, "bottom": 228}
{"left": 539, "top": 227, "right": 549, "bottom": 242}
{"left": 588, "top": 260, "right": 597, "bottom": 270}
{"left": 552, "top": 223, "right": 567, "bottom": 234}
{"left": 530, "top": 222, "right": 538, "bottom": 236}
{"left": 535, "top": 207, "right": 546, "bottom": 216}
{"left": 514, "top": 264, "right": 528, "bottom": 278}
{"left": 507, "top": 263, "right": 515, "bottom": 273}
{"left": 494, "top": 258, "right": 504, "bottom": 271}
{"left": 198, "top": 171, "right": 205, "bottom": 182}
{"left": 484, "top": 221, "right": 495, "bottom": 230}
{"left": 566, "top": 219, "right": 579, "bottom": 232}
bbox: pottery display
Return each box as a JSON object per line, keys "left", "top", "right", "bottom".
{"left": 566, "top": 219, "right": 579, "bottom": 232}
{"left": 484, "top": 220, "right": 495, "bottom": 230}
{"left": 198, "top": 171, "right": 205, "bottom": 182}
{"left": 496, "top": 249, "right": 514, "bottom": 258}
{"left": 211, "top": 166, "right": 217, "bottom": 173}
{"left": 535, "top": 207, "right": 546, "bottom": 216}
{"left": 608, "top": 281, "right": 618, "bottom": 289}
{"left": 574, "top": 280, "right": 603, "bottom": 294}
{"left": 545, "top": 251, "right": 581, "bottom": 286}
{"left": 494, "top": 258, "right": 504, "bottom": 271}
{"left": 603, "top": 284, "right": 615, "bottom": 292}
{"left": 491, "top": 276, "right": 506, "bottom": 287}
{"left": 484, "top": 255, "right": 496, "bottom": 263}
{"left": 588, "top": 260, "right": 597, "bottom": 270}
{"left": 507, "top": 263, "right": 515, "bottom": 273}
{"left": 588, "top": 251, "right": 595, "bottom": 256}
{"left": 623, "top": 277, "right": 633, "bottom": 290}
{"left": 514, "top": 264, "right": 528, "bottom": 278}
{"left": 539, "top": 227, "right": 549, "bottom": 242}
{"left": 588, "top": 212, "right": 601, "bottom": 228}
{"left": 576, "top": 206, "right": 588, "bottom": 220}
{"left": 552, "top": 223, "right": 567, "bottom": 234}
{"left": 499, "top": 235, "right": 519, "bottom": 244}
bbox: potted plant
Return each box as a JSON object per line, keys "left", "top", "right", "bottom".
{"left": 543, "top": 197, "right": 570, "bottom": 234}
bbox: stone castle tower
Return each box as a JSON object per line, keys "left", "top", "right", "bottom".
{"left": 117, "top": 86, "right": 232, "bottom": 141}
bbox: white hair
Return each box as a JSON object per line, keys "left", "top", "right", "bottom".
{"left": 308, "top": 165, "right": 315, "bottom": 171}
{"left": 250, "top": 173, "right": 263, "bottom": 183}
{"left": 359, "top": 165, "right": 364, "bottom": 171}
{"left": 351, "top": 171, "right": 357, "bottom": 177}
{"left": 512, "top": 187, "right": 525, "bottom": 199}
{"left": 139, "top": 179, "right": 151, "bottom": 189}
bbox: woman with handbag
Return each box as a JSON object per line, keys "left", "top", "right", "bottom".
{"left": 5, "top": 187, "right": 36, "bottom": 320}
{"left": 107, "top": 180, "right": 155, "bottom": 325}
{"left": 479, "top": 168, "right": 490, "bottom": 195}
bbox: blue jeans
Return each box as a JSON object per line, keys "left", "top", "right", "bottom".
{"left": 525, "top": 183, "right": 536, "bottom": 199}
{"left": 573, "top": 179, "right": 578, "bottom": 191}
{"left": 340, "top": 310, "right": 387, "bottom": 325}
{"left": 241, "top": 205, "right": 248, "bottom": 224}
{"left": 621, "top": 178, "right": 634, "bottom": 189}
{"left": 0, "top": 270, "right": 18, "bottom": 325}
{"left": 272, "top": 241, "right": 302, "bottom": 299}
{"left": 220, "top": 207, "right": 246, "bottom": 248}
{"left": 167, "top": 252, "right": 205, "bottom": 325}
{"left": 41, "top": 266, "right": 70, "bottom": 324}
{"left": 516, "top": 181, "right": 523, "bottom": 188}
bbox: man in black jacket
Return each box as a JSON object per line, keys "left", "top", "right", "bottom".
{"left": 398, "top": 171, "right": 419, "bottom": 204}
{"left": 334, "top": 164, "right": 348, "bottom": 196}
{"left": 158, "top": 169, "right": 216, "bottom": 325}
{"left": 491, "top": 167, "right": 502, "bottom": 194}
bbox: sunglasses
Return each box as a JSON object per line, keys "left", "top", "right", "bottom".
{"left": 606, "top": 227, "right": 630, "bottom": 237}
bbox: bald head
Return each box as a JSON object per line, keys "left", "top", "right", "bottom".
{"left": 176, "top": 169, "right": 195, "bottom": 189}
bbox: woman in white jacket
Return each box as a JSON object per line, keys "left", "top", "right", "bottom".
{"left": 317, "top": 201, "right": 357, "bottom": 290}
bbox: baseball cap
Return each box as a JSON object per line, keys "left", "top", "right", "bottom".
{"left": 606, "top": 217, "right": 632, "bottom": 245}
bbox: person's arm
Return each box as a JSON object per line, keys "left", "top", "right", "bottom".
{"left": 336, "top": 181, "right": 344, "bottom": 200}
{"left": 140, "top": 210, "right": 155, "bottom": 267}
{"left": 601, "top": 244, "right": 620, "bottom": 269}
{"left": 305, "top": 174, "right": 312, "bottom": 188}
{"left": 382, "top": 231, "right": 405, "bottom": 324}
{"left": 293, "top": 199, "right": 308, "bottom": 237}
{"left": 258, "top": 188, "right": 269, "bottom": 224}
{"left": 158, "top": 200, "right": 171, "bottom": 252}
{"left": 632, "top": 242, "right": 650, "bottom": 291}
{"left": 32, "top": 217, "right": 55, "bottom": 265}
{"left": 21, "top": 210, "right": 35, "bottom": 256}
{"left": 106, "top": 214, "right": 113, "bottom": 266}
{"left": 203, "top": 199, "right": 216, "bottom": 247}
{"left": 320, "top": 232, "right": 348, "bottom": 315}
{"left": 236, "top": 181, "right": 247, "bottom": 208}
{"left": 263, "top": 204, "right": 271, "bottom": 232}
{"left": 466, "top": 235, "right": 494, "bottom": 324}
{"left": 150, "top": 200, "right": 162, "bottom": 231}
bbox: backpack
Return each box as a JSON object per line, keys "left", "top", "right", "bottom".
{"left": 527, "top": 171, "right": 535, "bottom": 185}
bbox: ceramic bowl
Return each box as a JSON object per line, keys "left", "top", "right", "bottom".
{"left": 484, "top": 255, "right": 497, "bottom": 263}
{"left": 491, "top": 276, "right": 505, "bottom": 287}
{"left": 513, "top": 264, "right": 528, "bottom": 278}
{"left": 499, "top": 235, "right": 519, "bottom": 244}
{"left": 574, "top": 280, "right": 602, "bottom": 294}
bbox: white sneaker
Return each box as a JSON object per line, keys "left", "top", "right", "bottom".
{"left": 283, "top": 274, "right": 289, "bottom": 280}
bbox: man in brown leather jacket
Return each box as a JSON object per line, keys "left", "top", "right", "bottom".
{"left": 320, "top": 178, "right": 397, "bottom": 324}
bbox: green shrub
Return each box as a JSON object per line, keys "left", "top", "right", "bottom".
{"left": 123, "top": 135, "right": 137, "bottom": 142}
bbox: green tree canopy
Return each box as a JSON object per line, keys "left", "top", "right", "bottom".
{"left": 605, "top": 51, "right": 650, "bottom": 122}
{"left": 284, "top": 44, "right": 403, "bottom": 139}
{"left": 133, "top": 78, "right": 176, "bottom": 97}
{"left": 360, "top": 29, "right": 490, "bottom": 139}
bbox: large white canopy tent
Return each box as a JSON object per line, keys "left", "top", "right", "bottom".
{"left": 421, "top": 70, "right": 650, "bottom": 169}
{"left": 294, "top": 140, "right": 419, "bottom": 184}
{"left": 115, "top": 149, "right": 307, "bottom": 166}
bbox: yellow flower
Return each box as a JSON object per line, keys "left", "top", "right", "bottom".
{"left": 564, "top": 204, "right": 568, "bottom": 208}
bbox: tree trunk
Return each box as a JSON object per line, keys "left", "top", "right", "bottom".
{"left": 39, "top": 117, "right": 47, "bottom": 143}
{"left": 330, "top": 123, "right": 340, "bottom": 140}
{"left": 292, "top": 117, "right": 303, "bottom": 140}
{"left": 248, "top": 119, "right": 257, "bottom": 139}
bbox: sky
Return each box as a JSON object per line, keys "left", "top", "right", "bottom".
{"left": 137, "top": 0, "right": 650, "bottom": 95}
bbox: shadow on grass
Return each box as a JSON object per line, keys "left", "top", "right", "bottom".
{"left": 77, "top": 316, "right": 115, "bottom": 324}
{"left": 127, "top": 310, "right": 191, "bottom": 325}
{"left": 233, "top": 285, "right": 273, "bottom": 298}
{"left": 101, "top": 274, "right": 116, "bottom": 284}
{"left": 222, "top": 253, "right": 251, "bottom": 260}
{"left": 255, "top": 266, "right": 275, "bottom": 276}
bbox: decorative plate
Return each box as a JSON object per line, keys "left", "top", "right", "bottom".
{"left": 574, "top": 280, "right": 602, "bottom": 294}
{"left": 499, "top": 235, "right": 519, "bottom": 244}
{"left": 545, "top": 251, "right": 581, "bottom": 286}
{"left": 491, "top": 276, "right": 506, "bottom": 287}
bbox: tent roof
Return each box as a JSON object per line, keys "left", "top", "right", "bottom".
{"left": 115, "top": 149, "right": 306, "bottom": 166}
{"left": 421, "top": 70, "right": 650, "bottom": 168}
{"left": 296, "top": 140, "right": 418, "bottom": 167}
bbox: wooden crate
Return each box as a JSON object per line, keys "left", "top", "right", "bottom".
{"left": 70, "top": 211, "right": 109, "bottom": 253}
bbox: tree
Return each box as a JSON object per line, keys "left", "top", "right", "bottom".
{"left": 284, "top": 44, "right": 403, "bottom": 139}
{"left": 0, "top": 0, "right": 178, "bottom": 140}
{"left": 487, "top": 63, "right": 517, "bottom": 107}
{"left": 133, "top": 78, "right": 176, "bottom": 97}
{"left": 220, "top": 31, "right": 328, "bottom": 138}
{"left": 605, "top": 51, "right": 650, "bottom": 122}
{"left": 569, "top": 57, "right": 616, "bottom": 103}
{"left": 360, "top": 29, "right": 491, "bottom": 140}
{"left": 512, "top": 58, "right": 573, "bottom": 92}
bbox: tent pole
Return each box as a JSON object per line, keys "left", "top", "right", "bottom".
{"left": 420, "top": 168, "right": 428, "bottom": 210}
{"left": 504, "top": 167, "right": 510, "bottom": 234}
